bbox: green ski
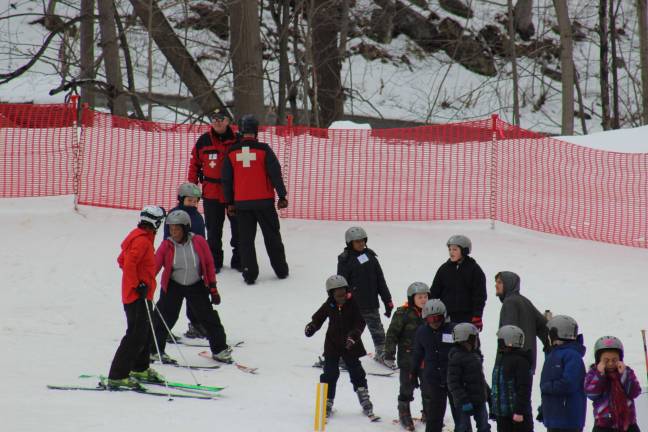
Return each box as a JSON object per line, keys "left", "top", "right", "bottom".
{"left": 47, "top": 383, "right": 215, "bottom": 400}
{"left": 78, "top": 374, "right": 225, "bottom": 394}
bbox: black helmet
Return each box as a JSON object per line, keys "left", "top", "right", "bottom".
{"left": 238, "top": 114, "right": 259, "bottom": 136}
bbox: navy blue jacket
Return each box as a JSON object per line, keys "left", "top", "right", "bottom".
{"left": 540, "top": 335, "right": 587, "bottom": 429}
{"left": 411, "top": 322, "right": 456, "bottom": 387}
{"left": 163, "top": 205, "right": 206, "bottom": 239}
{"left": 337, "top": 247, "right": 392, "bottom": 310}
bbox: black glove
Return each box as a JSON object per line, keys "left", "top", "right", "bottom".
{"left": 277, "top": 198, "right": 288, "bottom": 209}
{"left": 305, "top": 323, "right": 316, "bottom": 337}
{"left": 409, "top": 373, "right": 419, "bottom": 388}
{"left": 136, "top": 282, "right": 148, "bottom": 299}
{"left": 384, "top": 301, "right": 394, "bottom": 318}
{"left": 345, "top": 336, "right": 356, "bottom": 350}
{"left": 536, "top": 405, "right": 544, "bottom": 422}
{"left": 209, "top": 287, "right": 221, "bottom": 305}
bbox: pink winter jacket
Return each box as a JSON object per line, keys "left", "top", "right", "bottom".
{"left": 155, "top": 234, "right": 217, "bottom": 292}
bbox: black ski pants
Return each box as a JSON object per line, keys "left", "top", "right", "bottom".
{"left": 203, "top": 198, "right": 239, "bottom": 270}
{"left": 237, "top": 206, "right": 288, "bottom": 282}
{"left": 152, "top": 280, "right": 227, "bottom": 355}
{"left": 320, "top": 354, "right": 368, "bottom": 401}
{"left": 108, "top": 299, "right": 152, "bottom": 379}
{"left": 424, "top": 383, "right": 462, "bottom": 432}
{"left": 496, "top": 416, "right": 534, "bottom": 432}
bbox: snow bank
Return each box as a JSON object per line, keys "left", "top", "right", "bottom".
{"left": 557, "top": 125, "right": 648, "bottom": 153}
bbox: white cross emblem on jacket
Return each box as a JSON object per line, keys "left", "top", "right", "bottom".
{"left": 236, "top": 146, "right": 257, "bottom": 168}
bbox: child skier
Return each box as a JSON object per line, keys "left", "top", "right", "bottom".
{"left": 540, "top": 315, "right": 586, "bottom": 432}
{"left": 491, "top": 325, "right": 533, "bottom": 432}
{"left": 447, "top": 322, "right": 491, "bottom": 432}
{"left": 152, "top": 210, "right": 232, "bottom": 364}
{"left": 411, "top": 299, "right": 458, "bottom": 432}
{"left": 384, "top": 281, "right": 431, "bottom": 431}
{"left": 584, "top": 336, "right": 642, "bottom": 432}
{"left": 305, "top": 275, "right": 377, "bottom": 420}
{"left": 106, "top": 205, "right": 166, "bottom": 389}
{"left": 337, "top": 226, "right": 393, "bottom": 362}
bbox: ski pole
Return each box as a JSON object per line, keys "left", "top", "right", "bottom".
{"left": 641, "top": 330, "right": 648, "bottom": 386}
{"left": 145, "top": 299, "right": 173, "bottom": 401}
{"left": 152, "top": 303, "right": 201, "bottom": 387}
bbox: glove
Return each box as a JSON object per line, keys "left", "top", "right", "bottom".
{"left": 136, "top": 282, "right": 148, "bottom": 299}
{"left": 471, "top": 316, "right": 483, "bottom": 331}
{"left": 209, "top": 287, "right": 221, "bottom": 305}
{"left": 384, "top": 301, "right": 394, "bottom": 318}
{"left": 277, "top": 198, "right": 288, "bottom": 209}
{"left": 461, "top": 403, "right": 475, "bottom": 415}
{"left": 227, "top": 205, "right": 236, "bottom": 217}
{"left": 345, "top": 336, "right": 356, "bottom": 350}
{"left": 383, "top": 358, "right": 397, "bottom": 370}
{"left": 536, "top": 405, "right": 544, "bottom": 422}
{"left": 305, "top": 322, "right": 316, "bottom": 337}
{"left": 409, "top": 373, "right": 419, "bottom": 388}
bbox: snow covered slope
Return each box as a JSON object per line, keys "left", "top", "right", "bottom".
{"left": 1, "top": 195, "right": 647, "bottom": 431}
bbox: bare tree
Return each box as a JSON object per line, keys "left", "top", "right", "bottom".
{"left": 228, "top": 0, "right": 265, "bottom": 119}
{"left": 97, "top": 0, "right": 128, "bottom": 116}
{"left": 637, "top": 0, "right": 648, "bottom": 124}
{"left": 114, "top": 8, "right": 145, "bottom": 119}
{"left": 80, "top": 0, "right": 95, "bottom": 108}
{"left": 553, "top": 0, "right": 574, "bottom": 135}
{"left": 128, "top": 0, "right": 229, "bottom": 117}
{"left": 273, "top": 0, "right": 291, "bottom": 125}
{"left": 599, "top": 0, "right": 611, "bottom": 130}
{"left": 508, "top": 0, "right": 520, "bottom": 125}
{"left": 609, "top": 0, "right": 620, "bottom": 129}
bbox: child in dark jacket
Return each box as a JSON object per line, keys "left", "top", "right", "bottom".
{"left": 540, "top": 315, "right": 587, "bottom": 432}
{"left": 337, "top": 226, "right": 393, "bottom": 362}
{"left": 584, "top": 336, "right": 642, "bottom": 432}
{"left": 447, "top": 322, "right": 491, "bottom": 432}
{"left": 305, "top": 275, "right": 376, "bottom": 420}
{"left": 411, "top": 299, "right": 457, "bottom": 432}
{"left": 384, "top": 282, "right": 430, "bottom": 431}
{"left": 492, "top": 325, "right": 533, "bottom": 432}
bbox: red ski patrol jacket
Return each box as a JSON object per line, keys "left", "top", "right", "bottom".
{"left": 117, "top": 227, "right": 157, "bottom": 304}
{"left": 188, "top": 127, "right": 237, "bottom": 202}
{"left": 221, "top": 136, "right": 287, "bottom": 209}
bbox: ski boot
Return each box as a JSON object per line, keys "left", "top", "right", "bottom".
{"left": 103, "top": 376, "right": 143, "bottom": 390}
{"left": 150, "top": 352, "right": 177, "bottom": 364}
{"left": 130, "top": 367, "right": 165, "bottom": 384}
{"left": 230, "top": 251, "right": 242, "bottom": 272}
{"left": 212, "top": 346, "right": 233, "bottom": 364}
{"left": 356, "top": 386, "right": 375, "bottom": 417}
{"left": 398, "top": 401, "right": 415, "bottom": 431}
{"left": 326, "top": 399, "right": 334, "bottom": 418}
{"left": 184, "top": 322, "right": 207, "bottom": 339}
{"left": 373, "top": 345, "right": 386, "bottom": 365}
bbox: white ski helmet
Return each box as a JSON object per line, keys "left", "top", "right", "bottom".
{"left": 325, "top": 275, "right": 349, "bottom": 293}
{"left": 422, "top": 299, "right": 447, "bottom": 319}
{"left": 177, "top": 182, "right": 201, "bottom": 200}
{"left": 547, "top": 315, "right": 579, "bottom": 341}
{"left": 497, "top": 325, "right": 525, "bottom": 348}
{"left": 452, "top": 323, "right": 479, "bottom": 343}
{"left": 345, "top": 226, "right": 368, "bottom": 244}
{"left": 447, "top": 234, "right": 472, "bottom": 255}
{"left": 166, "top": 209, "right": 192, "bottom": 228}
{"left": 139, "top": 205, "right": 166, "bottom": 230}
{"left": 407, "top": 282, "right": 430, "bottom": 298}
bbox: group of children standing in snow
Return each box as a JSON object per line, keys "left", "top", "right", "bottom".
{"left": 305, "top": 227, "right": 643, "bottom": 432}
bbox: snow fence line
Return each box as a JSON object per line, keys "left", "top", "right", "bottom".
{"left": 1, "top": 101, "right": 647, "bottom": 249}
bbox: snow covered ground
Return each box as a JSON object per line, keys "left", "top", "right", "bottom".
{"left": 1, "top": 194, "right": 648, "bottom": 432}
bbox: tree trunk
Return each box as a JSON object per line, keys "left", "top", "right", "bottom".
{"left": 228, "top": 0, "right": 265, "bottom": 120}
{"left": 276, "top": 0, "right": 290, "bottom": 125}
{"left": 114, "top": 9, "right": 145, "bottom": 119}
{"left": 638, "top": 0, "right": 648, "bottom": 125}
{"left": 513, "top": 0, "right": 535, "bottom": 40}
{"left": 609, "top": 0, "right": 620, "bottom": 129}
{"left": 97, "top": 0, "right": 128, "bottom": 117}
{"left": 128, "top": 0, "right": 229, "bottom": 117}
{"left": 553, "top": 0, "right": 574, "bottom": 135}
{"left": 574, "top": 62, "right": 588, "bottom": 134}
{"left": 507, "top": 0, "right": 520, "bottom": 126}
{"left": 80, "top": 0, "right": 95, "bottom": 108}
{"left": 311, "top": 0, "right": 343, "bottom": 127}
{"left": 599, "top": 0, "right": 611, "bottom": 130}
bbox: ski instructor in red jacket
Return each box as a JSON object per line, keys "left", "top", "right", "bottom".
{"left": 188, "top": 109, "right": 240, "bottom": 273}
{"left": 221, "top": 114, "right": 289, "bottom": 285}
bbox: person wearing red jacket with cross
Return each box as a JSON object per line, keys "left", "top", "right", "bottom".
{"left": 221, "top": 114, "right": 289, "bottom": 285}
{"left": 188, "top": 109, "right": 240, "bottom": 273}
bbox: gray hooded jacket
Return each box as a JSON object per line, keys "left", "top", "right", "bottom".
{"left": 497, "top": 271, "right": 549, "bottom": 372}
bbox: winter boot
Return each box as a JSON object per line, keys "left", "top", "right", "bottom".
{"left": 326, "top": 399, "right": 334, "bottom": 418}
{"left": 184, "top": 322, "right": 207, "bottom": 339}
{"left": 212, "top": 346, "right": 233, "bottom": 364}
{"left": 230, "top": 251, "right": 242, "bottom": 271}
{"left": 398, "top": 401, "right": 415, "bottom": 431}
{"left": 103, "top": 376, "right": 143, "bottom": 390}
{"left": 130, "top": 367, "right": 165, "bottom": 384}
{"left": 150, "top": 352, "right": 177, "bottom": 364}
{"left": 356, "top": 387, "right": 374, "bottom": 416}
{"left": 373, "top": 344, "right": 386, "bottom": 363}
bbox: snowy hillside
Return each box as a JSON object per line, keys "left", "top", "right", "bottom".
{"left": 2, "top": 194, "right": 648, "bottom": 431}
